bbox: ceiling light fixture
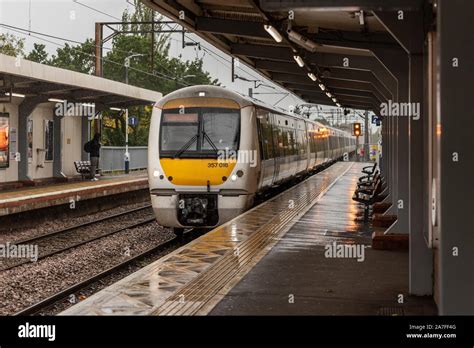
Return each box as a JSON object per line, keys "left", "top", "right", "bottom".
{"left": 293, "top": 55, "right": 304, "bottom": 67}
{"left": 264, "top": 25, "right": 283, "bottom": 43}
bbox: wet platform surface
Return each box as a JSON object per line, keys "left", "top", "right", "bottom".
{"left": 61, "top": 162, "right": 352, "bottom": 315}
{"left": 0, "top": 173, "right": 148, "bottom": 216}
{"left": 61, "top": 162, "right": 436, "bottom": 316}
{"left": 210, "top": 163, "right": 436, "bottom": 315}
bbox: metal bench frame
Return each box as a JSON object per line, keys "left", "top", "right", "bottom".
{"left": 74, "top": 161, "right": 91, "bottom": 180}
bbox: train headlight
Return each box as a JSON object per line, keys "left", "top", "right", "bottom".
{"left": 231, "top": 174, "right": 238, "bottom": 181}
{"left": 153, "top": 170, "right": 160, "bottom": 178}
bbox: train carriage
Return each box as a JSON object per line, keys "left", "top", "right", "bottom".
{"left": 148, "top": 85, "right": 356, "bottom": 235}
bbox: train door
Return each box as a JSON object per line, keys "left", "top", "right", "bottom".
{"left": 297, "top": 120, "right": 309, "bottom": 173}
{"left": 271, "top": 113, "right": 281, "bottom": 184}
{"left": 256, "top": 109, "right": 275, "bottom": 188}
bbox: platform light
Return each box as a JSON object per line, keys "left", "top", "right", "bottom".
{"left": 81, "top": 103, "right": 95, "bottom": 108}
{"left": 4, "top": 92, "right": 25, "bottom": 98}
{"left": 358, "top": 11, "right": 365, "bottom": 26}
{"left": 231, "top": 174, "right": 238, "bottom": 181}
{"left": 307, "top": 72, "right": 317, "bottom": 81}
{"left": 287, "top": 29, "right": 319, "bottom": 52}
{"left": 48, "top": 98, "right": 66, "bottom": 103}
{"left": 336, "top": 103, "right": 341, "bottom": 107}
{"left": 110, "top": 107, "right": 122, "bottom": 111}
{"left": 153, "top": 170, "right": 160, "bottom": 178}
{"left": 326, "top": 92, "right": 332, "bottom": 98}
{"left": 353, "top": 122, "right": 361, "bottom": 136}
{"left": 318, "top": 83, "right": 326, "bottom": 91}
{"left": 293, "top": 55, "right": 304, "bottom": 68}
{"left": 332, "top": 97, "right": 337, "bottom": 103}
{"left": 264, "top": 25, "right": 283, "bottom": 43}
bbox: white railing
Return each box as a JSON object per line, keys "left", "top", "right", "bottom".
{"left": 99, "top": 146, "right": 148, "bottom": 172}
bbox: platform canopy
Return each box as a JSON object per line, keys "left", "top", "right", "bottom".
{"left": 0, "top": 53, "right": 162, "bottom": 108}
{"left": 140, "top": 0, "right": 425, "bottom": 112}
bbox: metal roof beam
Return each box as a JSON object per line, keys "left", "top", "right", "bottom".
{"left": 232, "top": 43, "right": 293, "bottom": 61}
{"left": 272, "top": 72, "right": 386, "bottom": 103}
{"left": 196, "top": 17, "right": 267, "bottom": 39}
{"left": 260, "top": 0, "right": 424, "bottom": 11}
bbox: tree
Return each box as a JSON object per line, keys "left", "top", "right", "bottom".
{"left": 0, "top": 33, "right": 24, "bottom": 57}
{"left": 49, "top": 39, "right": 95, "bottom": 74}
{"left": 99, "top": 1, "right": 219, "bottom": 146}
{"left": 25, "top": 43, "right": 49, "bottom": 64}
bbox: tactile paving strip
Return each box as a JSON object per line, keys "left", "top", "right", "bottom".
{"left": 61, "top": 162, "right": 352, "bottom": 315}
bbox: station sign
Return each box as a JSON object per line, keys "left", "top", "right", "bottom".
{"left": 128, "top": 116, "right": 138, "bottom": 126}
{"left": 372, "top": 115, "right": 381, "bottom": 126}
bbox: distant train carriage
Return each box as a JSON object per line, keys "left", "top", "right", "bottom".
{"left": 148, "top": 85, "right": 356, "bottom": 235}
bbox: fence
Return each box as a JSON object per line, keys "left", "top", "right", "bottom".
{"left": 99, "top": 146, "right": 148, "bottom": 172}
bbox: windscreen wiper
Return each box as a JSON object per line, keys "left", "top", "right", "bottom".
{"left": 202, "top": 131, "right": 218, "bottom": 152}
{"left": 173, "top": 134, "right": 198, "bottom": 158}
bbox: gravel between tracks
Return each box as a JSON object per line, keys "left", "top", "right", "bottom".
{"left": 0, "top": 220, "right": 174, "bottom": 315}
{"left": 0, "top": 201, "right": 151, "bottom": 244}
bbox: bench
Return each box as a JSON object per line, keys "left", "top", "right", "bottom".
{"left": 352, "top": 163, "right": 385, "bottom": 223}
{"left": 74, "top": 161, "right": 91, "bottom": 180}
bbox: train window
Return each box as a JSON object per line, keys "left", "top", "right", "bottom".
{"left": 287, "top": 129, "right": 295, "bottom": 155}
{"left": 160, "top": 109, "right": 199, "bottom": 153}
{"left": 273, "top": 126, "right": 283, "bottom": 157}
{"left": 256, "top": 110, "right": 274, "bottom": 160}
{"left": 160, "top": 107, "right": 240, "bottom": 157}
{"left": 201, "top": 108, "right": 240, "bottom": 151}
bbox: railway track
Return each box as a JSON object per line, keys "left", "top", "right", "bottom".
{"left": 13, "top": 228, "right": 204, "bottom": 316}
{"left": 0, "top": 204, "right": 154, "bottom": 272}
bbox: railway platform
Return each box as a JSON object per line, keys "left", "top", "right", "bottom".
{"left": 0, "top": 172, "right": 149, "bottom": 227}
{"left": 61, "top": 162, "right": 436, "bottom": 316}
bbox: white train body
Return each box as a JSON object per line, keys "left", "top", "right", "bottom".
{"left": 148, "top": 85, "right": 356, "bottom": 229}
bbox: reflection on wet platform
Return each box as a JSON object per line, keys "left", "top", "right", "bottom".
{"left": 62, "top": 162, "right": 354, "bottom": 316}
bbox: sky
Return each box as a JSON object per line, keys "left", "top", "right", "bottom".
{"left": 0, "top": 0, "right": 352, "bottom": 120}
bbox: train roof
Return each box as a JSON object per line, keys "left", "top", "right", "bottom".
{"left": 157, "top": 85, "right": 351, "bottom": 135}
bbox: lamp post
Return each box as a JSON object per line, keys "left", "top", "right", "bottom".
{"left": 123, "top": 53, "right": 145, "bottom": 173}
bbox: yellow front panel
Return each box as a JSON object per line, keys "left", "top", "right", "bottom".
{"left": 160, "top": 158, "right": 236, "bottom": 186}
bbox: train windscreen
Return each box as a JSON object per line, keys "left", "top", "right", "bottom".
{"left": 160, "top": 107, "right": 240, "bottom": 158}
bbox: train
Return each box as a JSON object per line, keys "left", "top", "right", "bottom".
{"left": 148, "top": 85, "right": 356, "bottom": 235}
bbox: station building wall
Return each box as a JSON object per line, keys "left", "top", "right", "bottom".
{"left": 61, "top": 115, "right": 83, "bottom": 176}
{"left": 28, "top": 104, "right": 54, "bottom": 180}
{"left": 0, "top": 98, "right": 85, "bottom": 183}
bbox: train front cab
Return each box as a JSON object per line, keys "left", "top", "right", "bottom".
{"left": 148, "top": 96, "right": 258, "bottom": 230}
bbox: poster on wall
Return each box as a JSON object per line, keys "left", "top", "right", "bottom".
{"left": 27, "top": 118, "right": 33, "bottom": 163}
{"left": 0, "top": 113, "right": 9, "bottom": 168}
{"left": 44, "top": 120, "right": 54, "bottom": 161}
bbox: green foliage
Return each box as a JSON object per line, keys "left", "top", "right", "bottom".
{"left": 25, "top": 43, "right": 49, "bottom": 64}
{"left": 0, "top": 33, "right": 24, "bottom": 57}
{"left": 49, "top": 39, "right": 96, "bottom": 74}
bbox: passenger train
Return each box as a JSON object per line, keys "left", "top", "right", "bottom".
{"left": 148, "top": 85, "right": 356, "bottom": 235}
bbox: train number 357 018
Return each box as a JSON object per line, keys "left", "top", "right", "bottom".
{"left": 207, "top": 163, "right": 229, "bottom": 168}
